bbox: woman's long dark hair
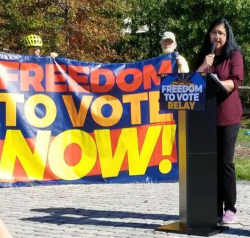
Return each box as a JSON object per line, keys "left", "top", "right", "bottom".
{"left": 194, "top": 18, "right": 241, "bottom": 70}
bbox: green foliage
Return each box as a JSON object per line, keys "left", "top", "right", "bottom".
{"left": 0, "top": 0, "right": 64, "bottom": 53}
{"left": 1, "top": 0, "right": 250, "bottom": 75}
{"left": 123, "top": 0, "right": 250, "bottom": 82}
{"left": 121, "top": 0, "right": 166, "bottom": 61}
{"left": 171, "top": 0, "right": 250, "bottom": 81}
{"left": 0, "top": 0, "right": 125, "bottom": 62}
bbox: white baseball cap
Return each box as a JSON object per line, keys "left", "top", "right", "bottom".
{"left": 160, "top": 31, "right": 176, "bottom": 43}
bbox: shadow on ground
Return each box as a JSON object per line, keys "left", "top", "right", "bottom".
{"left": 21, "top": 208, "right": 178, "bottom": 229}
{"left": 221, "top": 228, "right": 250, "bottom": 237}
{"left": 21, "top": 208, "right": 250, "bottom": 236}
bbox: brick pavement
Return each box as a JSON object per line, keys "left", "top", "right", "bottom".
{"left": 0, "top": 181, "right": 250, "bottom": 238}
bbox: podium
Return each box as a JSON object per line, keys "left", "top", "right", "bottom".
{"left": 156, "top": 73, "right": 229, "bottom": 236}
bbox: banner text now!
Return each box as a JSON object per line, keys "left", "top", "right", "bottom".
{"left": 0, "top": 124, "right": 176, "bottom": 182}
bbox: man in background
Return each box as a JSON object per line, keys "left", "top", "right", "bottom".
{"left": 160, "top": 31, "right": 189, "bottom": 73}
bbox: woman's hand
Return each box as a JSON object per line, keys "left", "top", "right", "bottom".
{"left": 196, "top": 54, "right": 215, "bottom": 72}
{"left": 204, "top": 54, "right": 215, "bottom": 67}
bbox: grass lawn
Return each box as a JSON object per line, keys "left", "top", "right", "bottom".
{"left": 236, "top": 128, "right": 250, "bottom": 142}
{"left": 235, "top": 157, "right": 250, "bottom": 180}
{"left": 235, "top": 116, "right": 250, "bottom": 180}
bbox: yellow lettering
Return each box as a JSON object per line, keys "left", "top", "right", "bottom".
{"left": 91, "top": 95, "right": 123, "bottom": 127}
{"left": 95, "top": 125, "right": 163, "bottom": 178}
{"left": 48, "top": 129, "right": 97, "bottom": 180}
{"left": 128, "top": 125, "right": 162, "bottom": 175}
{"left": 0, "top": 93, "right": 24, "bottom": 126}
{"left": 63, "top": 95, "right": 93, "bottom": 127}
{"left": 189, "top": 101, "right": 195, "bottom": 109}
{"left": 183, "top": 102, "right": 189, "bottom": 109}
{"left": 162, "top": 125, "right": 177, "bottom": 155}
{"left": 168, "top": 101, "right": 174, "bottom": 109}
{"left": 174, "top": 102, "right": 179, "bottom": 109}
{"left": 149, "top": 91, "right": 173, "bottom": 122}
{"left": 95, "top": 129, "right": 127, "bottom": 178}
{"left": 0, "top": 130, "right": 50, "bottom": 180}
{"left": 123, "top": 93, "right": 148, "bottom": 125}
{"left": 25, "top": 94, "right": 57, "bottom": 128}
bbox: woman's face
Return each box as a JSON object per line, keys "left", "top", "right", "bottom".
{"left": 209, "top": 23, "right": 227, "bottom": 55}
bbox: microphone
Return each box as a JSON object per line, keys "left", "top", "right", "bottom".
{"left": 211, "top": 42, "right": 216, "bottom": 54}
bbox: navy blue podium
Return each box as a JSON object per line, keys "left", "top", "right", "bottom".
{"left": 156, "top": 73, "right": 229, "bottom": 236}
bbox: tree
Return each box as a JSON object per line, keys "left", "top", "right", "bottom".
{"left": 1, "top": 0, "right": 250, "bottom": 82}
{"left": 121, "top": 0, "right": 167, "bottom": 61}
{"left": 124, "top": 0, "right": 250, "bottom": 84}
{"left": 161, "top": 0, "right": 250, "bottom": 76}
{"left": 0, "top": 0, "right": 125, "bottom": 62}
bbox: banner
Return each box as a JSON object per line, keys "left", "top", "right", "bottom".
{"left": 0, "top": 53, "right": 178, "bottom": 187}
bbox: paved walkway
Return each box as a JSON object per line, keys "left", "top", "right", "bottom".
{"left": 1, "top": 181, "right": 250, "bottom": 238}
